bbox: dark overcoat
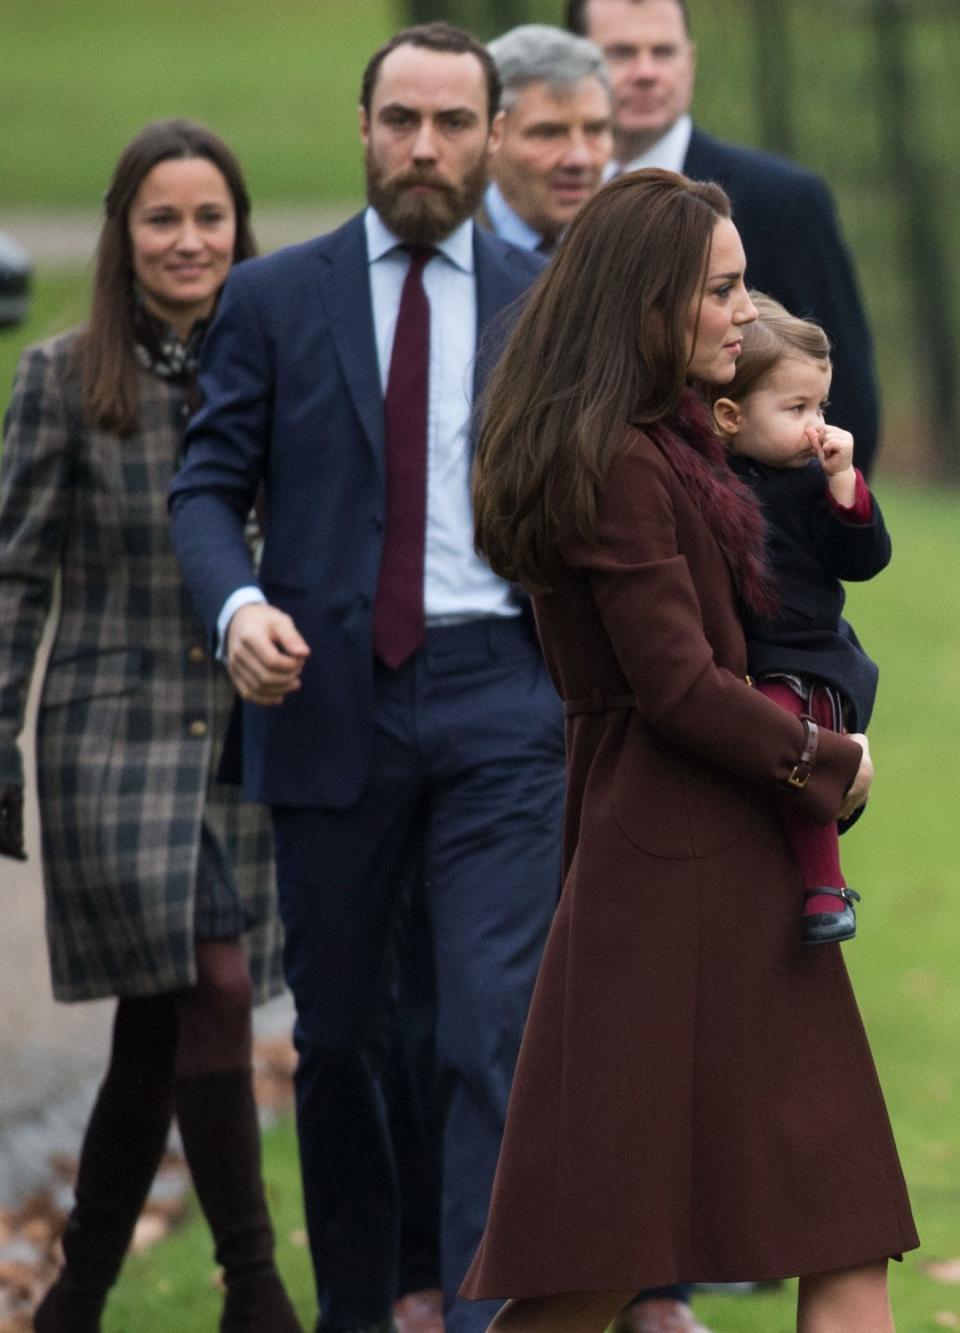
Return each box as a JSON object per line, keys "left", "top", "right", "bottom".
{"left": 0, "top": 332, "right": 283, "bottom": 1003}
{"left": 462, "top": 427, "right": 917, "bottom": 1297}
{"left": 732, "top": 455, "right": 892, "bottom": 730}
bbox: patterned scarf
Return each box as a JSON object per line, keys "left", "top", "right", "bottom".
{"left": 133, "top": 300, "right": 208, "bottom": 384}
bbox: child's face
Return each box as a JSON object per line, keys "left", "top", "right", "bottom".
{"left": 731, "top": 356, "right": 832, "bottom": 468}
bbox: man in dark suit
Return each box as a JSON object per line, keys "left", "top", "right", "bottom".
{"left": 568, "top": 0, "right": 881, "bottom": 477}
{"left": 169, "top": 22, "right": 564, "bottom": 1333}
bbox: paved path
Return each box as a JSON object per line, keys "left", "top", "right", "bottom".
{"left": 1, "top": 203, "right": 355, "bottom": 266}
{"left": 0, "top": 609, "right": 113, "bottom": 1203}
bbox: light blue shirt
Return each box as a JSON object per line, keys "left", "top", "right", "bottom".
{"left": 483, "top": 182, "right": 544, "bottom": 253}
{"left": 365, "top": 209, "right": 516, "bottom": 625}
{"left": 217, "top": 207, "right": 517, "bottom": 654}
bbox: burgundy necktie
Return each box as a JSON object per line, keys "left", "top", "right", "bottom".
{"left": 373, "top": 245, "right": 433, "bottom": 668}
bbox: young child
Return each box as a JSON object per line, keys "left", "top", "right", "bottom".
{"left": 712, "top": 293, "right": 891, "bottom": 944}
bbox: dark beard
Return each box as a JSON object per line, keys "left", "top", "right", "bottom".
{"left": 366, "top": 150, "right": 488, "bottom": 245}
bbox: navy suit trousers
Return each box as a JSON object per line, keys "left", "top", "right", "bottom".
{"left": 271, "top": 617, "right": 565, "bottom": 1332}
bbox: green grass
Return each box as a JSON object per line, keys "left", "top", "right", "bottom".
{"left": 95, "top": 480, "right": 960, "bottom": 1330}
{"left": 0, "top": 269, "right": 91, "bottom": 407}
{"left": 6, "top": 0, "right": 959, "bottom": 457}
{"left": 3, "top": 0, "right": 395, "bottom": 206}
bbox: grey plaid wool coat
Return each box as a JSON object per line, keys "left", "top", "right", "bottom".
{"left": 0, "top": 331, "right": 283, "bottom": 1002}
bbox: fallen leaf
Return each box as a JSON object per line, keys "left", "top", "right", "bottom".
{"left": 902, "top": 967, "right": 939, "bottom": 1000}
{"left": 130, "top": 1214, "right": 169, "bottom": 1254}
{"left": 926, "top": 1258, "right": 960, "bottom": 1283}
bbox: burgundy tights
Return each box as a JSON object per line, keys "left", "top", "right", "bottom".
{"left": 758, "top": 680, "right": 846, "bottom": 918}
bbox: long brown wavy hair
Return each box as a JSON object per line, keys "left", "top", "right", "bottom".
{"left": 472, "top": 168, "right": 731, "bottom": 589}
{"left": 77, "top": 119, "right": 257, "bottom": 435}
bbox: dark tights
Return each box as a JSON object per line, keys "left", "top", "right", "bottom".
{"left": 108, "top": 936, "right": 253, "bottom": 1087}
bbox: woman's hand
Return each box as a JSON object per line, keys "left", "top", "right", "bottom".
{"left": 839, "top": 732, "right": 873, "bottom": 820}
{"left": 0, "top": 784, "right": 27, "bottom": 860}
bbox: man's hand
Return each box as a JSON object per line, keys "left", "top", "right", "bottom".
{"left": 0, "top": 784, "right": 27, "bottom": 860}
{"left": 839, "top": 732, "right": 873, "bottom": 821}
{"left": 226, "top": 603, "right": 310, "bottom": 706}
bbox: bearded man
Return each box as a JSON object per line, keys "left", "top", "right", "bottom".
{"left": 169, "top": 22, "right": 564, "bottom": 1333}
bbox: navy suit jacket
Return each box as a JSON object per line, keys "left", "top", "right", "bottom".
{"left": 169, "top": 213, "right": 545, "bottom": 808}
{"left": 684, "top": 128, "right": 881, "bottom": 476}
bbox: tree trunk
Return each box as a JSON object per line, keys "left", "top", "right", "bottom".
{"left": 871, "top": 0, "right": 960, "bottom": 478}
{"left": 402, "top": 0, "right": 441, "bottom": 23}
{"left": 750, "top": 0, "right": 795, "bottom": 158}
{"left": 398, "top": 0, "right": 527, "bottom": 35}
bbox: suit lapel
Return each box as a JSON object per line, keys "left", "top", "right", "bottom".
{"left": 316, "top": 214, "right": 385, "bottom": 469}
{"left": 473, "top": 227, "right": 516, "bottom": 403}
{"left": 317, "top": 221, "right": 523, "bottom": 464}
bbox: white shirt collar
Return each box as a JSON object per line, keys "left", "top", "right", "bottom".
{"left": 482, "top": 182, "right": 544, "bottom": 252}
{"left": 365, "top": 206, "right": 475, "bottom": 273}
{"left": 605, "top": 114, "right": 693, "bottom": 180}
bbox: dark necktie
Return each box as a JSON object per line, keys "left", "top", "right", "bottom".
{"left": 373, "top": 245, "right": 433, "bottom": 669}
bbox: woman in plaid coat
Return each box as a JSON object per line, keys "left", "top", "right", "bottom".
{"left": 0, "top": 122, "right": 301, "bottom": 1332}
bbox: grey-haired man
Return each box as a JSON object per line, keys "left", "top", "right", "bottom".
{"left": 480, "top": 25, "right": 613, "bottom": 254}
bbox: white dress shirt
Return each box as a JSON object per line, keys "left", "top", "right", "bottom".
{"left": 604, "top": 114, "right": 693, "bottom": 179}
{"left": 218, "top": 207, "right": 517, "bottom": 651}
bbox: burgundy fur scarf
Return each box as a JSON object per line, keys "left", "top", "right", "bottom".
{"left": 646, "top": 388, "right": 778, "bottom": 618}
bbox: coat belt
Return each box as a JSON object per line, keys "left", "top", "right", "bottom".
{"left": 564, "top": 690, "right": 638, "bottom": 717}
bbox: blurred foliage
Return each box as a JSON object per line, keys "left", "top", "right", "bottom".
{"left": 0, "top": 270, "right": 91, "bottom": 404}
{"left": 3, "top": 0, "right": 959, "bottom": 472}
{"left": 394, "top": 0, "right": 960, "bottom": 475}
{"left": 2, "top": 0, "right": 393, "bottom": 207}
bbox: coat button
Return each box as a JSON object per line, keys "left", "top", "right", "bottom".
{"left": 357, "top": 594, "right": 371, "bottom": 610}
{"left": 189, "top": 719, "right": 208, "bottom": 737}
{"left": 187, "top": 645, "right": 207, "bottom": 664}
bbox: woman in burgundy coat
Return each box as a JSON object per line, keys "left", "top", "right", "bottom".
{"left": 462, "top": 170, "right": 917, "bottom": 1332}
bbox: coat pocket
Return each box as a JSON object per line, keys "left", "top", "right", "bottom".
{"left": 611, "top": 726, "right": 761, "bottom": 860}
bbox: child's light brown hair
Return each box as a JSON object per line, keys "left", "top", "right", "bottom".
{"left": 714, "top": 291, "right": 831, "bottom": 407}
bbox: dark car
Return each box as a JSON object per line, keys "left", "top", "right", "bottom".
{"left": 0, "top": 232, "right": 32, "bottom": 328}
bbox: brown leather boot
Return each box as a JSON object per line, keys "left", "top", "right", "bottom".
{"left": 174, "top": 1068, "right": 303, "bottom": 1332}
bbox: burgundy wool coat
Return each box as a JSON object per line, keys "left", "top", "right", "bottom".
{"left": 462, "top": 424, "right": 917, "bottom": 1298}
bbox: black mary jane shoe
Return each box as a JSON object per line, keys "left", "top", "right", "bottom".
{"left": 802, "top": 887, "right": 861, "bottom": 945}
